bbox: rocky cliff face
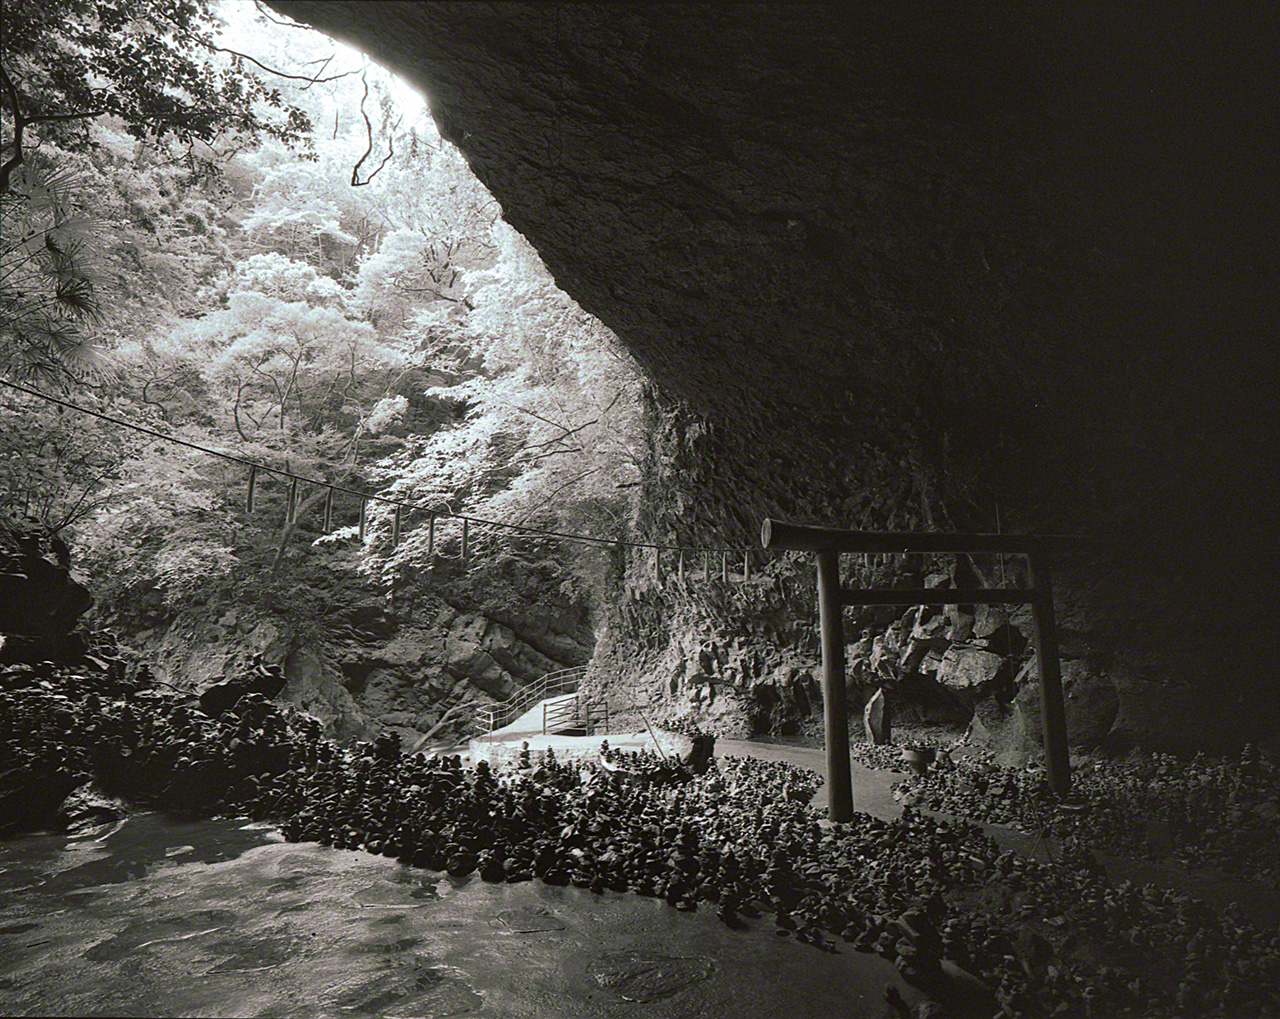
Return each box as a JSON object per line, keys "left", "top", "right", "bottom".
{"left": 272, "top": 2, "right": 1278, "bottom": 754}
{"left": 137, "top": 570, "right": 592, "bottom": 745}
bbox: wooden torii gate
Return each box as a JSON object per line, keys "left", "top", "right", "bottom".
{"left": 761, "top": 518, "right": 1075, "bottom": 822}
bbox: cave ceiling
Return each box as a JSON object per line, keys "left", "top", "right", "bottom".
{"left": 271, "top": 3, "right": 1277, "bottom": 555}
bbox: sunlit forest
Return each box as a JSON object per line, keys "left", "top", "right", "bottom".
{"left": 2, "top": 0, "right": 646, "bottom": 737}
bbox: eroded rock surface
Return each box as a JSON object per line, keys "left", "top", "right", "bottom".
{"left": 136, "top": 583, "right": 591, "bottom": 744}
{"left": 270, "top": 2, "right": 1278, "bottom": 753}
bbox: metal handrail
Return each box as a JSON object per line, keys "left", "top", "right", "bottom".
{"left": 473, "top": 665, "right": 587, "bottom": 739}
{"left": 541, "top": 693, "right": 611, "bottom": 737}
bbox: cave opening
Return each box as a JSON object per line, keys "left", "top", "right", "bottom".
{"left": 2, "top": 2, "right": 1279, "bottom": 1017}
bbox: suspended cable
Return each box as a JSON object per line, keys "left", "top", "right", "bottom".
{"left": 0, "top": 378, "right": 759, "bottom": 556}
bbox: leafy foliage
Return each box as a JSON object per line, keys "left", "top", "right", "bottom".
{"left": 0, "top": 0, "right": 312, "bottom": 194}
{"left": 0, "top": 165, "right": 110, "bottom": 384}
{"left": 0, "top": 1, "right": 647, "bottom": 654}
{"left": 0, "top": 387, "right": 141, "bottom": 530}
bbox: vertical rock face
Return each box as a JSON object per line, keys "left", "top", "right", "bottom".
{"left": 135, "top": 585, "right": 592, "bottom": 745}
{"left": 271, "top": 3, "right": 1278, "bottom": 751}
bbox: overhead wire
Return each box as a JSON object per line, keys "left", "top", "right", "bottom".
{"left": 0, "top": 377, "right": 761, "bottom": 556}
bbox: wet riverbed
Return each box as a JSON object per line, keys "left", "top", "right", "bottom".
{"left": 0, "top": 812, "right": 916, "bottom": 1018}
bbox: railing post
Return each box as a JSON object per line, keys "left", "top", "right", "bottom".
{"left": 1028, "top": 553, "right": 1071, "bottom": 798}
{"left": 816, "top": 548, "right": 854, "bottom": 822}
{"left": 542, "top": 701, "right": 547, "bottom": 736}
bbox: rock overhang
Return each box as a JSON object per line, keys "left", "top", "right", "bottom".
{"left": 268, "top": 2, "right": 1278, "bottom": 559}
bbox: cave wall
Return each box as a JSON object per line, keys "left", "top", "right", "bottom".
{"left": 272, "top": 2, "right": 1279, "bottom": 752}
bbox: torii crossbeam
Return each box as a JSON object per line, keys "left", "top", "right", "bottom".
{"left": 761, "top": 518, "right": 1079, "bottom": 821}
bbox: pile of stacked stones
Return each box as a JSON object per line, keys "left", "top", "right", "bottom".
{"left": 0, "top": 661, "right": 312, "bottom": 830}
{"left": 894, "top": 745, "right": 1280, "bottom": 889}
{"left": 3, "top": 658, "right": 1280, "bottom": 1017}
{"left": 664, "top": 715, "right": 716, "bottom": 741}
{"left": 599, "top": 741, "right": 694, "bottom": 785}
{"left": 848, "top": 739, "right": 911, "bottom": 773}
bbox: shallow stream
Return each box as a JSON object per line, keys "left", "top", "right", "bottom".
{"left": 0, "top": 811, "right": 914, "bottom": 1018}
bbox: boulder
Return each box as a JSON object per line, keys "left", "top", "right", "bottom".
{"left": 972, "top": 604, "right": 1033, "bottom": 642}
{"left": 970, "top": 694, "right": 1043, "bottom": 768}
{"left": 55, "top": 782, "right": 127, "bottom": 834}
{"left": 973, "top": 660, "right": 1122, "bottom": 764}
{"left": 945, "top": 606, "right": 975, "bottom": 642}
{"left": 0, "top": 630, "right": 90, "bottom": 666}
{"left": 918, "top": 649, "right": 945, "bottom": 676}
{"left": 901, "top": 608, "right": 948, "bottom": 674}
{"left": 0, "top": 770, "right": 83, "bottom": 835}
{"left": 935, "top": 647, "right": 1006, "bottom": 696}
{"left": 869, "top": 634, "right": 896, "bottom": 679}
{"left": 970, "top": 621, "right": 1029, "bottom": 658}
{"left": 0, "top": 516, "right": 92, "bottom": 637}
{"left": 1004, "top": 663, "right": 1121, "bottom": 752}
{"left": 864, "top": 687, "right": 891, "bottom": 745}
{"left": 198, "top": 654, "right": 287, "bottom": 717}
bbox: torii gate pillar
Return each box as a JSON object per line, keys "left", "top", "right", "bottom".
{"left": 815, "top": 549, "right": 855, "bottom": 822}
{"left": 763, "top": 518, "right": 1077, "bottom": 813}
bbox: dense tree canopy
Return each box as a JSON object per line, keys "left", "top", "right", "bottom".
{"left": 0, "top": 1, "right": 646, "bottom": 636}
{"left": 0, "top": 0, "right": 312, "bottom": 194}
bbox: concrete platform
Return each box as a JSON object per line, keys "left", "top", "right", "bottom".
{"left": 470, "top": 728, "right": 689, "bottom": 768}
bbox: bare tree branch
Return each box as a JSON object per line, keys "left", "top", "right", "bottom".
{"left": 252, "top": 1, "right": 317, "bottom": 31}
{"left": 212, "top": 46, "right": 359, "bottom": 85}
{"left": 351, "top": 71, "right": 399, "bottom": 186}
